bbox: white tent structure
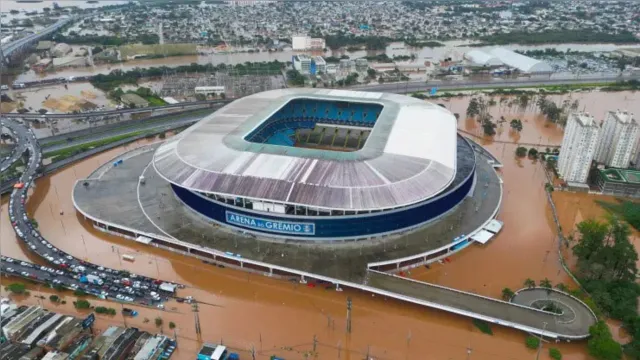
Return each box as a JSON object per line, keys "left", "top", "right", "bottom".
{"left": 489, "top": 48, "right": 553, "bottom": 74}
{"left": 464, "top": 50, "right": 503, "bottom": 67}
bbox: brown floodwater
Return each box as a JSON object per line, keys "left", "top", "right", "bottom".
{"left": 5, "top": 91, "right": 640, "bottom": 359}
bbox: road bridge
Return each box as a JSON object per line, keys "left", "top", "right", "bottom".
{"left": 1, "top": 18, "right": 76, "bottom": 65}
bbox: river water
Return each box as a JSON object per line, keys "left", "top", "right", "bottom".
{"left": 3, "top": 92, "right": 640, "bottom": 358}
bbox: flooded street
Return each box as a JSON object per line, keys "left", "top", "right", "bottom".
{"left": 6, "top": 90, "right": 640, "bottom": 359}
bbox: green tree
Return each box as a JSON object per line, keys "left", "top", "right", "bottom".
{"left": 588, "top": 321, "right": 622, "bottom": 360}
{"left": 523, "top": 278, "right": 536, "bottom": 288}
{"left": 367, "top": 68, "right": 376, "bottom": 78}
{"left": 49, "top": 295, "right": 59, "bottom": 302}
{"left": 155, "top": 316, "right": 163, "bottom": 328}
{"left": 466, "top": 98, "right": 480, "bottom": 118}
{"left": 510, "top": 118, "right": 523, "bottom": 132}
{"left": 74, "top": 299, "right": 91, "bottom": 309}
{"left": 169, "top": 321, "right": 176, "bottom": 329}
{"left": 540, "top": 278, "right": 552, "bottom": 289}
{"left": 525, "top": 336, "right": 540, "bottom": 349}
{"left": 6, "top": 283, "right": 26, "bottom": 294}
{"left": 549, "top": 347, "right": 562, "bottom": 360}
{"left": 516, "top": 147, "right": 528, "bottom": 157}
{"left": 501, "top": 287, "right": 515, "bottom": 301}
{"left": 528, "top": 148, "right": 538, "bottom": 158}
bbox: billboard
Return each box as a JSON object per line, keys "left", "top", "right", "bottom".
{"left": 226, "top": 211, "right": 315, "bottom": 235}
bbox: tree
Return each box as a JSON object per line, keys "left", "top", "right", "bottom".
{"left": 501, "top": 287, "right": 515, "bottom": 301}
{"left": 555, "top": 283, "right": 568, "bottom": 292}
{"left": 155, "top": 317, "right": 163, "bottom": 328}
{"left": 516, "top": 146, "right": 528, "bottom": 157}
{"left": 573, "top": 219, "right": 638, "bottom": 282}
{"left": 510, "top": 118, "right": 523, "bottom": 132}
{"left": 169, "top": 321, "right": 176, "bottom": 329}
{"left": 74, "top": 299, "right": 91, "bottom": 309}
{"left": 49, "top": 295, "right": 59, "bottom": 302}
{"left": 540, "top": 278, "right": 552, "bottom": 291}
{"left": 588, "top": 321, "right": 623, "bottom": 360}
{"left": 528, "top": 148, "right": 538, "bottom": 159}
{"left": 524, "top": 278, "right": 536, "bottom": 288}
{"left": 466, "top": 98, "right": 480, "bottom": 118}
{"left": 367, "top": 68, "right": 376, "bottom": 78}
{"left": 525, "top": 336, "right": 540, "bottom": 349}
{"left": 6, "top": 283, "right": 26, "bottom": 294}
{"left": 549, "top": 347, "right": 562, "bottom": 360}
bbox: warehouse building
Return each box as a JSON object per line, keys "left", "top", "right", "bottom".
{"left": 464, "top": 50, "right": 503, "bottom": 67}
{"left": 485, "top": 48, "right": 553, "bottom": 74}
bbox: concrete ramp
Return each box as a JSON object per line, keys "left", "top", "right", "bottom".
{"left": 366, "top": 271, "right": 595, "bottom": 339}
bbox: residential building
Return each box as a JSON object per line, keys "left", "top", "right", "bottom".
{"left": 314, "top": 56, "right": 326, "bottom": 74}
{"left": 293, "top": 55, "right": 312, "bottom": 74}
{"left": 594, "top": 110, "right": 638, "bottom": 168}
{"left": 291, "top": 35, "right": 325, "bottom": 50}
{"left": 557, "top": 112, "right": 600, "bottom": 183}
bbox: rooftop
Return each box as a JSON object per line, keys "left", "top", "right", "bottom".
{"left": 572, "top": 112, "right": 598, "bottom": 127}
{"left": 610, "top": 110, "right": 636, "bottom": 124}
{"left": 153, "top": 89, "right": 458, "bottom": 211}
{"left": 599, "top": 168, "right": 640, "bottom": 184}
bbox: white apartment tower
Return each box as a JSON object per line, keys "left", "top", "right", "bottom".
{"left": 594, "top": 110, "right": 638, "bottom": 168}
{"left": 558, "top": 113, "right": 600, "bottom": 183}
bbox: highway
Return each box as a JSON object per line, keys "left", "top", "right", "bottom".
{"left": 0, "top": 123, "right": 21, "bottom": 173}
{"left": 2, "top": 100, "right": 228, "bottom": 119}
{"left": 349, "top": 74, "right": 639, "bottom": 94}
{"left": 1, "top": 18, "right": 75, "bottom": 59}
{"left": 1, "top": 118, "right": 181, "bottom": 307}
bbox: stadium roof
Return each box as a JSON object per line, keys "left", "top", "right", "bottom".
{"left": 489, "top": 48, "right": 553, "bottom": 73}
{"left": 153, "top": 89, "right": 458, "bottom": 211}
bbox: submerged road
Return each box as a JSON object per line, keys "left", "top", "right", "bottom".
{"left": 0, "top": 118, "right": 180, "bottom": 306}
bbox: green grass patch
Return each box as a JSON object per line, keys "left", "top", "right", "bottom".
{"left": 472, "top": 319, "right": 493, "bottom": 335}
{"left": 44, "top": 131, "right": 146, "bottom": 162}
{"left": 144, "top": 96, "right": 167, "bottom": 106}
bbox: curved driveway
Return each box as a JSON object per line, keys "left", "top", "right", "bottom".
{"left": 511, "top": 287, "right": 597, "bottom": 336}
{"left": 1, "top": 117, "right": 178, "bottom": 305}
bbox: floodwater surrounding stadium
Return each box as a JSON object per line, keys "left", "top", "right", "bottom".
{"left": 4, "top": 91, "right": 640, "bottom": 359}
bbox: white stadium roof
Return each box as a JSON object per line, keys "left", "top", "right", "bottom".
{"left": 488, "top": 47, "right": 553, "bottom": 73}
{"left": 153, "top": 89, "right": 458, "bottom": 211}
{"left": 464, "top": 50, "right": 503, "bottom": 67}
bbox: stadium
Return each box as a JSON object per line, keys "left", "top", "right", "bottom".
{"left": 152, "top": 88, "right": 477, "bottom": 241}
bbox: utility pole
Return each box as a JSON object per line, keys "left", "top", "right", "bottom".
{"left": 535, "top": 322, "right": 548, "bottom": 360}
{"left": 313, "top": 335, "right": 317, "bottom": 352}
{"left": 346, "top": 297, "right": 352, "bottom": 334}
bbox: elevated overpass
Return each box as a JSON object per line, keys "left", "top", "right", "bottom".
{"left": 1, "top": 18, "right": 76, "bottom": 65}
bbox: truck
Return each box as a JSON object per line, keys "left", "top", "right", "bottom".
{"left": 86, "top": 274, "right": 104, "bottom": 285}
{"left": 159, "top": 282, "right": 177, "bottom": 293}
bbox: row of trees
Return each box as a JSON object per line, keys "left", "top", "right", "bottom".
{"left": 479, "top": 30, "right": 640, "bottom": 46}
{"left": 91, "top": 60, "right": 285, "bottom": 91}
{"left": 571, "top": 218, "right": 640, "bottom": 359}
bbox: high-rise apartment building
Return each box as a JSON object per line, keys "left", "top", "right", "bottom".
{"left": 595, "top": 110, "right": 638, "bottom": 168}
{"left": 558, "top": 113, "right": 600, "bottom": 183}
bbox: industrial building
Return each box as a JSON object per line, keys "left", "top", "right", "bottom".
{"left": 557, "top": 113, "right": 600, "bottom": 184}
{"left": 464, "top": 50, "right": 503, "bottom": 67}
{"left": 291, "top": 35, "right": 325, "bottom": 50}
{"left": 466, "top": 48, "right": 553, "bottom": 73}
{"left": 120, "top": 93, "right": 150, "bottom": 108}
{"left": 0, "top": 301, "right": 176, "bottom": 360}
{"left": 594, "top": 110, "right": 638, "bottom": 168}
